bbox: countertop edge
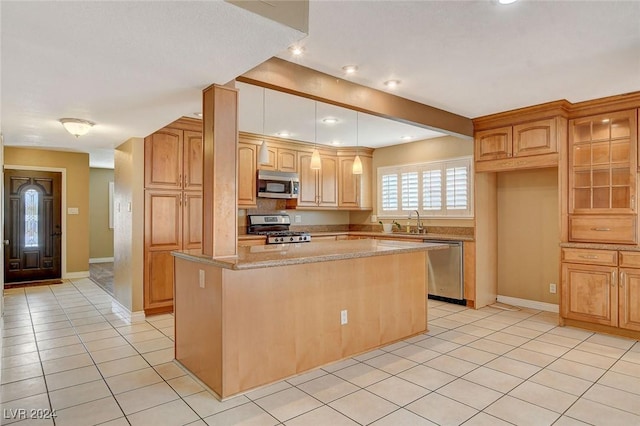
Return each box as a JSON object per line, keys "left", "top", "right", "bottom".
{"left": 173, "top": 241, "right": 448, "bottom": 270}
{"left": 560, "top": 242, "right": 640, "bottom": 252}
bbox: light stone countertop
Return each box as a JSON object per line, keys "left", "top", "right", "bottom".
{"left": 173, "top": 238, "right": 447, "bottom": 270}
{"left": 237, "top": 231, "right": 473, "bottom": 242}
{"left": 560, "top": 242, "right": 640, "bottom": 252}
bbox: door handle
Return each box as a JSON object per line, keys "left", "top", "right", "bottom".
{"left": 3, "top": 240, "right": 9, "bottom": 246}
{"left": 51, "top": 232, "right": 62, "bottom": 237}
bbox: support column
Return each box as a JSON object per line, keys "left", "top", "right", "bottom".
{"left": 202, "top": 84, "right": 238, "bottom": 257}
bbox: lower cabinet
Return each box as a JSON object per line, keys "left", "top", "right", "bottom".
{"left": 561, "top": 248, "right": 640, "bottom": 331}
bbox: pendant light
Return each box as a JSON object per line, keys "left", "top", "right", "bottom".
{"left": 258, "top": 88, "right": 269, "bottom": 164}
{"left": 310, "top": 101, "right": 322, "bottom": 170}
{"left": 352, "top": 112, "right": 363, "bottom": 175}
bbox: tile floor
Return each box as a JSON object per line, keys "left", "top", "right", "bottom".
{"left": 2, "top": 279, "right": 640, "bottom": 426}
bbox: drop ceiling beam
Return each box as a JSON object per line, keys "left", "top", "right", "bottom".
{"left": 237, "top": 57, "right": 473, "bottom": 138}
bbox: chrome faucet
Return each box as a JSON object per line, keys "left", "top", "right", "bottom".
{"left": 409, "top": 210, "right": 423, "bottom": 234}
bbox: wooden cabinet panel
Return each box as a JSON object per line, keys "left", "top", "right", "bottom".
{"left": 619, "top": 268, "right": 640, "bottom": 331}
{"left": 145, "top": 191, "right": 182, "bottom": 250}
{"left": 513, "top": 118, "right": 557, "bottom": 157}
{"left": 561, "top": 248, "right": 618, "bottom": 266}
{"left": 475, "top": 126, "right": 512, "bottom": 161}
{"left": 238, "top": 143, "right": 257, "bottom": 208}
{"left": 319, "top": 156, "right": 338, "bottom": 207}
{"left": 619, "top": 251, "right": 640, "bottom": 268}
{"left": 183, "top": 130, "right": 203, "bottom": 190}
{"left": 561, "top": 263, "right": 617, "bottom": 326}
{"left": 278, "top": 149, "right": 297, "bottom": 172}
{"left": 145, "top": 251, "right": 175, "bottom": 310}
{"left": 568, "top": 215, "right": 637, "bottom": 244}
{"left": 297, "top": 153, "right": 319, "bottom": 207}
{"left": 183, "top": 192, "right": 202, "bottom": 250}
{"left": 144, "top": 129, "right": 183, "bottom": 189}
{"left": 338, "top": 155, "right": 372, "bottom": 210}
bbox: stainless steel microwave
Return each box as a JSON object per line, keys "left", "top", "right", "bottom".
{"left": 257, "top": 170, "right": 300, "bottom": 199}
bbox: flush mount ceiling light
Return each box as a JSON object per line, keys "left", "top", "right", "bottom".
{"left": 276, "top": 131, "right": 290, "bottom": 138}
{"left": 59, "top": 118, "right": 95, "bottom": 137}
{"left": 401, "top": 135, "right": 413, "bottom": 141}
{"left": 384, "top": 79, "right": 401, "bottom": 89}
{"left": 288, "top": 45, "right": 304, "bottom": 56}
{"left": 342, "top": 65, "right": 358, "bottom": 74}
{"left": 331, "top": 140, "right": 341, "bottom": 146}
{"left": 322, "top": 117, "right": 339, "bottom": 124}
{"left": 498, "top": 0, "right": 518, "bottom": 4}
{"left": 194, "top": 112, "right": 203, "bottom": 118}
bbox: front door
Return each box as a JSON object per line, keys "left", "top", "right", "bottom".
{"left": 4, "top": 170, "right": 62, "bottom": 283}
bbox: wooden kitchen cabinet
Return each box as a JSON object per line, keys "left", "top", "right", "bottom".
{"left": 297, "top": 152, "right": 338, "bottom": 208}
{"left": 143, "top": 117, "right": 202, "bottom": 314}
{"left": 145, "top": 127, "right": 203, "bottom": 190}
{"left": 568, "top": 109, "right": 638, "bottom": 244}
{"left": 561, "top": 247, "right": 640, "bottom": 332}
{"left": 238, "top": 142, "right": 257, "bottom": 208}
{"left": 474, "top": 114, "right": 566, "bottom": 173}
{"left": 338, "top": 153, "right": 372, "bottom": 210}
{"left": 259, "top": 147, "right": 298, "bottom": 172}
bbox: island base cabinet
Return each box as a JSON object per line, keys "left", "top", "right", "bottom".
{"left": 174, "top": 252, "right": 427, "bottom": 399}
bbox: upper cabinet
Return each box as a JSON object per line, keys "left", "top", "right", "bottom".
{"left": 238, "top": 141, "right": 258, "bottom": 208}
{"left": 473, "top": 102, "right": 569, "bottom": 173}
{"left": 258, "top": 146, "right": 298, "bottom": 173}
{"left": 298, "top": 151, "right": 338, "bottom": 208}
{"left": 568, "top": 109, "right": 638, "bottom": 244}
{"left": 145, "top": 126, "right": 203, "bottom": 190}
{"left": 338, "top": 152, "right": 373, "bottom": 210}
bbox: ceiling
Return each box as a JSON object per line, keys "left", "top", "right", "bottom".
{"left": 2, "top": 1, "right": 639, "bottom": 168}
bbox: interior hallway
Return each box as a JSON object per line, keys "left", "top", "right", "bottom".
{"left": 1, "top": 279, "right": 640, "bottom": 425}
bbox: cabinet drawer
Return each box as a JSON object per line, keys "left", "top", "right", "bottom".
{"left": 619, "top": 251, "right": 640, "bottom": 268}
{"left": 569, "top": 216, "right": 637, "bottom": 244}
{"left": 562, "top": 248, "right": 617, "bottom": 266}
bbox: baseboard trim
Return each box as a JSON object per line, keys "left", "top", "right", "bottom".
{"left": 64, "top": 271, "right": 90, "bottom": 279}
{"left": 110, "top": 299, "right": 146, "bottom": 323}
{"left": 496, "top": 295, "right": 559, "bottom": 313}
{"left": 89, "top": 257, "right": 114, "bottom": 264}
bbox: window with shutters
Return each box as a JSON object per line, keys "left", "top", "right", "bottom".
{"left": 377, "top": 157, "right": 473, "bottom": 218}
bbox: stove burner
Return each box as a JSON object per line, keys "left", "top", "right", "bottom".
{"left": 247, "top": 214, "right": 312, "bottom": 244}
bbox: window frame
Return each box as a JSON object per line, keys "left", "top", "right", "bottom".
{"left": 377, "top": 156, "right": 474, "bottom": 219}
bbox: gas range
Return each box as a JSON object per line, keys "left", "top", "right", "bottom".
{"left": 247, "top": 214, "right": 311, "bottom": 244}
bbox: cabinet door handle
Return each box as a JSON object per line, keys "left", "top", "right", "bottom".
{"left": 612, "top": 271, "right": 617, "bottom": 287}
{"left": 184, "top": 174, "right": 188, "bottom": 186}
{"left": 579, "top": 254, "right": 599, "bottom": 259}
{"left": 632, "top": 195, "right": 636, "bottom": 211}
{"left": 179, "top": 174, "right": 182, "bottom": 186}
{"left": 620, "top": 271, "right": 626, "bottom": 287}
{"left": 591, "top": 227, "right": 611, "bottom": 232}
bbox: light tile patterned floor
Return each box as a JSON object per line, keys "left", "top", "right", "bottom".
{"left": 2, "top": 278, "right": 640, "bottom": 425}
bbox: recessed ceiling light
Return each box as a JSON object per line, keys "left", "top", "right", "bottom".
{"left": 322, "top": 117, "right": 339, "bottom": 124}
{"left": 498, "top": 0, "right": 518, "bottom": 4}
{"left": 342, "top": 65, "right": 358, "bottom": 74}
{"left": 288, "top": 46, "right": 304, "bottom": 56}
{"left": 401, "top": 135, "right": 413, "bottom": 141}
{"left": 384, "top": 79, "right": 401, "bottom": 89}
{"left": 331, "top": 140, "right": 341, "bottom": 146}
{"left": 276, "top": 131, "right": 290, "bottom": 137}
{"left": 194, "top": 112, "right": 203, "bottom": 118}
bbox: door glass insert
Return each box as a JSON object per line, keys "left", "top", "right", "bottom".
{"left": 24, "top": 189, "right": 39, "bottom": 248}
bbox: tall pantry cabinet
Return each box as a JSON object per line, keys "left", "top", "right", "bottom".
{"left": 144, "top": 118, "right": 203, "bottom": 314}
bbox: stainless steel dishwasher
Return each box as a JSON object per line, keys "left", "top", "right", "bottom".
{"left": 424, "top": 240, "right": 465, "bottom": 305}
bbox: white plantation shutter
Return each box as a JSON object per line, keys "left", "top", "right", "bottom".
{"left": 446, "top": 166, "right": 468, "bottom": 210}
{"left": 422, "top": 169, "right": 442, "bottom": 212}
{"left": 401, "top": 172, "right": 419, "bottom": 210}
{"left": 380, "top": 173, "right": 398, "bottom": 212}
{"left": 378, "top": 157, "right": 472, "bottom": 218}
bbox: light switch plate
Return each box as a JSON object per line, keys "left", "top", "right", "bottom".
{"left": 67, "top": 207, "right": 79, "bottom": 215}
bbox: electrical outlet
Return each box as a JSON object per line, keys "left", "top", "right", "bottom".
{"left": 340, "top": 309, "right": 348, "bottom": 325}
{"left": 199, "top": 269, "right": 205, "bottom": 288}
{"left": 295, "top": 215, "right": 302, "bottom": 223}
{"left": 549, "top": 283, "right": 557, "bottom": 294}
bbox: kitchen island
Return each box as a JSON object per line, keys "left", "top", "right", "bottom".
{"left": 172, "top": 239, "right": 445, "bottom": 399}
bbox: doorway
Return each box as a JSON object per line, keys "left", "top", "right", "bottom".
{"left": 4, "top": 169, "right": 62, "bottom": 283}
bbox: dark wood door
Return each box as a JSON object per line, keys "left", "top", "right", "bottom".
{"left": 4, "top": 170, "right": 62, "bottom": 283}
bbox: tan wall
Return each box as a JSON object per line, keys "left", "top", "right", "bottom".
{"left": 4, "top": 147, "right": 90, "bottom": 274}
{"left": 113, "top": 138, "right": 144, "bottom": 313}
{"left": 497, "top": 168, "right": 560, "bottom": 304}
{"left": 89, "top": 168, "right": 114, "bottom": 259}
{"left": 361, "top": 135, "right": 474, "bottom": 227}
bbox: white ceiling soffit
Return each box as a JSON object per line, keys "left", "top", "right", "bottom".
{"left": 237, "top": 81, "right": 446, "bottom": 148}
{"left": 1, "top": 1, "right": 306, "bottom": 168}
{"left": 285, "top": 0, "right": 640, "bottom": 119}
